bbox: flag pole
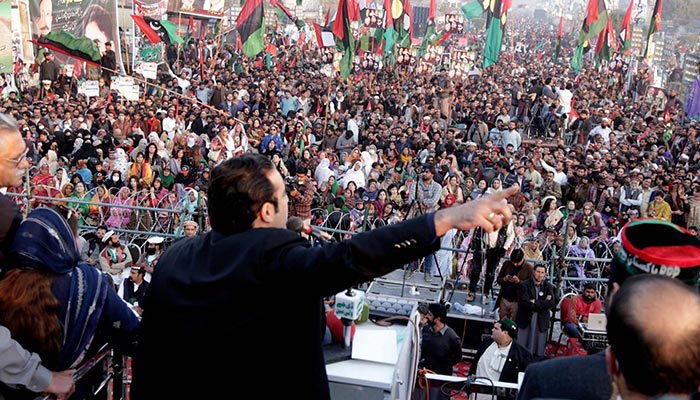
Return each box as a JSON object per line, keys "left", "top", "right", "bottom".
{"left": 121, "top": 0, "right": 130, "bottom": 74}
{"left": 210, "top": 18, "right": 224, "bottom": 71}
{"left": 176, "top": 8, "right": 182, "bottom": 69}
{"left": 323, "top": 72, "right": 334, "bottom": 137}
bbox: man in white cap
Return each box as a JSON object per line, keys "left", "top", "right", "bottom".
{"left": 99, "top": 230, "right": 133, "bottom": 289}
{"left": 588, "top": 117, "right": 612, "bottom": 146}
{"left": 137, "top": 236, "right": 166, "bottom": 282}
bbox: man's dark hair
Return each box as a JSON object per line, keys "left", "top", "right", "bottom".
{"left": 428, "top": 303, "right": 447, "bottom": 321}
{"left": 510, "top": 248, "right": 524, "bottom": 263}
{"left": 583, "top": 282, "right": 596, "bottom": 291}
{"left": 607, "top": 275, "right": 700, "bottom": 396}
{"left": 208, "top": 154, "right": 278, "bottom": 234}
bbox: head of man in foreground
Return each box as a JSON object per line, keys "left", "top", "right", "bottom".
{"left": 606, "top": 274, "right": 700, "bottom": 399}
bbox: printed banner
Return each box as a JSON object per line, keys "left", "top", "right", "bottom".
{"left": 132, "top": 0, "right": 168, "bottom": 76}
{"left": 139, "top": 61, "right": 157, "bottom": 79}
{"left": 443, "top": 13, "right": 464, "bottom": 34}
{"left": 0, "top": 0, "right": 12, "bottom": 72}
{"left": 396, "top": 46, "right": 417, "bottom": 66}
{"left": 111, "top": 75, "right": 139, "bottom": 100}
{"left": 423, "top": 43, "right": 443, "bottom": 64}
{"left": 449, "top": 50, "right": 472, "bottom": 80}
{"left": 79, "top": 79, "right": 99, "bottom": 96}
{"left": 360, "top": 52, "right": 381, "bottom": 72}
{"left": 361, "top": 7, "right": 384, "bottom": 29}
{"left": 11, "top": 0, "right": 33, "bottom": 64}
{"left": 28, "top": 0, "right": 122, "bottom": 67}
{"left": 416, "top": 61, "right": 434, "bottom": 75}
{"left": 168, "top": 0, "right": 223, "bottom": 17}
{"left": 320, "top": 47, "right": 334, "bottom": 64}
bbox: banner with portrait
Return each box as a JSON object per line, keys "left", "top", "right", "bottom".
{"left": 132, "top": 0, "right": 169, "bottom": 75}
{"left": 449, "top": 50, "right": 472, "bottom": 80}
{"left": 360, "top": 52, "right": 381, "bottom": 72}
{"left": 361, "top": 7, "right": 384, "bottom": 29}
{"left": 11, "top": 0, "right": 34, "bottom": 64}
{"left": 0, "top": 0, "right": 12, "bottom": 72}
{"left": 320, "top": 47, "right": 334, "bottom": 65}
{"left": 416, "top": 61, "right": 434, "bottom": 76}
{"left": 396, "top": 46, "right": 417, "bottom": 66}
{"left": 28, "top": 0, "right": 121, "bottom": 67}
{"left": 167, "top": 0, "right": 223, "bottom": 17}
{"left": 443, "top": 13, "right": 464, "bottom": 34}
{"left": 423, "top": 43, "right": 443, "bottom": 65}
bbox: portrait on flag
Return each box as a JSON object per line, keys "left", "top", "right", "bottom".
{"left": 362, "top": 8, "right": 384, "bottom": 29}
{"left": 396, "top": 46, "right": 417, "bottom": 66}
{"left": 424, "top": 44, "right": 444, "bottom": 64}
{"left": 443, "top": 13, "right": 464, "bottom": 34}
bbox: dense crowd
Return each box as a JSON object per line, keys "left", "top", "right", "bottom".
{"left": 2, "top": 17, "right": 698, "bottom": 277}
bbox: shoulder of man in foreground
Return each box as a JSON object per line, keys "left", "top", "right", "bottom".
{"left": 517, "top": 352, "right": 611, "bottom": 400}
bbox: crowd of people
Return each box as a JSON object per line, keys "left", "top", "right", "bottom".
{"left": 0, "top": 11, "right": 699, "bottom": 400}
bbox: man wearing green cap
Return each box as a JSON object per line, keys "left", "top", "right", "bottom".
{"left": 472, "top": 318, "right": 531, "bottom": 397}
{"left": 517, "top": 219, "right": 700, "bottom": 400}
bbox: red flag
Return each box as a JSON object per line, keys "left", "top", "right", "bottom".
{"left": 501, "top": 0, "right": 512, "bottom": 16}
{"left": 404, "top": 0, "right": 414, "bottom": 38}
{"left": 312, "top": 21, "right": 324, "bottom": 47}
{"left": 324, "top": 8, "right": 331, "bottom": 26}
{"left": 558, "top": 16, "right": 563, "bottom": 38}
{"left": 586, "top": 0, "right": 600, "bottom": 26}
{"left": 383, "top": 0, "right": 392, "bottom": 28}
{"left": 436, "top": 32, "right": 451, "bottom": 45}
{"left": 332, "top": 0, "right": 348, "bottom": 41}
{"left": 348, "top": 0, "right": 360, "bottom": 21}
{"left": 428, "top": 0, "right": 436, "bottom": 20}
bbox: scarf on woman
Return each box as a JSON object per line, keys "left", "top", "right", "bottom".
{"left": 11, "top": 207, "right": 108, "bottom": 369}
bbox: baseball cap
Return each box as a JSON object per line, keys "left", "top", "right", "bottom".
{"left": 499, "top": 318, "right": 518, "bottom": 338}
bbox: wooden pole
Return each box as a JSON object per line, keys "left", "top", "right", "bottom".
{"left": 176, "top": 10, "right": 182, "bottom": 68}
{"left": 322, "top": 74, "right": 334, "bottom": 137}
{"left": 121, "top": 0, "right": 130, "bottom": 75}
{"left": 209, "top": 19, "right": 225, "bottom": 71}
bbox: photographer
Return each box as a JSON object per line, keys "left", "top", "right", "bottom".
{"left": 288, "top": 167, "right": 317, "bottom": 224}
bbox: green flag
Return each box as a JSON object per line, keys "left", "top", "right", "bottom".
{"left": 644, "top": 0, "right": 663, "bottom": 57}
{"left": 461, "top": 1, "right": 485, "bottom": 19}
{"left": 333, "top": 0, "right": 354, "bottom": 79}
{"left": 236, "top": 0, "right": 265, "bottom": 58}
{"left": 482, "top": 0, "right": 509, "bottom": 68}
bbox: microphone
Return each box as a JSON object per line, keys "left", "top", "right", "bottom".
{"left": 286, "top": 217, "right": 334, "bottom": 242}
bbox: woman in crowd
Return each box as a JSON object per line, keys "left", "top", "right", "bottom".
{"left": 106, "top": 187, "right": 133, "bottom": 229}
{"left": 0, "top": 207, "right": 139, "bottom": 399}
{"left": 89, "top": 184, "right": 112, "bottom": 226}
{"left": 471, "top": 179, "right": 488, "bottom": 199}
{"left": 70, "top": 181, "right": 91, "bottom": 226}
{"left": 536, "top": 197, "right": 563, "bottom": 233}
{"left": 441, "top": 175, "right": 465, "bottom": 207}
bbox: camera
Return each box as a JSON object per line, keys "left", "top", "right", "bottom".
{"left": 285, "top": 175, "right": 302, "bottom": 196}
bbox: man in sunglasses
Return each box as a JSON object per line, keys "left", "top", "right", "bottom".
{"left": 0, "top": 113, "right": 75, "bottom": 399}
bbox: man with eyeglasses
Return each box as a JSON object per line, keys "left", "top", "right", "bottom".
{"left": 0, "top": 113, "right": 76, "bottom": 399}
